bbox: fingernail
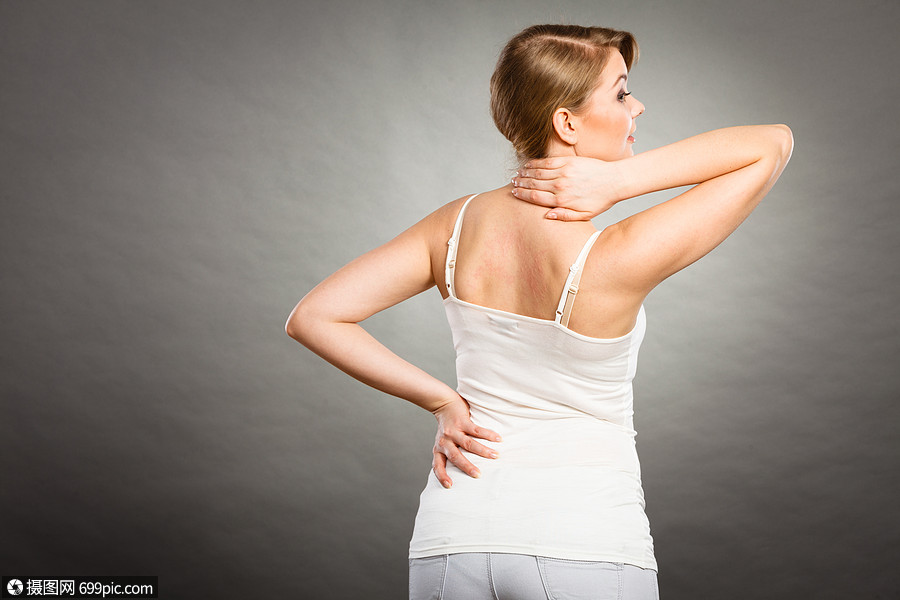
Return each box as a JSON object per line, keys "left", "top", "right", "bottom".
{"left": 546, "top": 212, "right": 558, "bottom": 220}
{"left": 490, "top": 452, "right": 499, "bottom": 459}
{"left": 443, "top": 480, "right": 451, "bottom": 489}
{"left": 511, "top": 188, "right": 518, "bottom": 196}
{"left": 495, "top": 436, "right": 502, "bottom": 442}
{"left": 472, "top": 469, "right": 481, "bottom": 478}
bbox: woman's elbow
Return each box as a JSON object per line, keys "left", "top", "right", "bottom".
{"left": 285, "top": 301, "right": 312, "bottom": 343}
{"left": 756, "top": 124, "right": 793, "bottom": 186}
{"left": 772, "top": 124, "right": 794, "bottom": 163}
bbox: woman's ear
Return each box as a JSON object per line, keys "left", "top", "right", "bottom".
{"left": 551, "top": 107, "right": 578, "bottom": 146}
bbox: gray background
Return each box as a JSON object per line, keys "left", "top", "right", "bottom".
{"left": 2, "top": 0, "right": 898, "bottom": 598}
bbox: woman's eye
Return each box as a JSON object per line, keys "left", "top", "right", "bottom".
{"left": 618, "top": 91, "right": 632, "bottom": 102}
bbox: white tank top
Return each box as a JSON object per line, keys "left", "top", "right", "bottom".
{"left": 408, "top": 194, "right": 657, "bottom": 570}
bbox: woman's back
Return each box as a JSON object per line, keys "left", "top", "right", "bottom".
{"left": 438, "top": 186, "right": 643, "bottom": 340}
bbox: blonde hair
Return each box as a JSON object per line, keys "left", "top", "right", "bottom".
{"left": 490, "top": 24, "right": 639, "bottom": 164}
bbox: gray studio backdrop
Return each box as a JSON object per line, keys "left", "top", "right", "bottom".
{"left": 2, "top": 1, "right": 898, "bottom": 599}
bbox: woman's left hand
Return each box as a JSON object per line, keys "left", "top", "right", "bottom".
{"left": 431, "top": 396, "right": 501, "bottom": 489}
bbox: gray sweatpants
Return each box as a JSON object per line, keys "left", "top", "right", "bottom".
{"left": 409, "top": 552, "right": 659, "bottom": 600}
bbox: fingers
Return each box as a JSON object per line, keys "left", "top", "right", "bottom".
{"left": 460, "top": 436, "right": 500, "bottom": 460}
{"left": 512, "top": 175, "right": 556, "bottom": 192}
{"left": 432, "top": 452, "right": 452, "bottom": 489}
{"left": 545, "top": 208, "right": 595, "bottom": 222}
{"left": 433, "top": 432, "right": 500, "bottom": 487}
{"left": 470, "top": 425, "right": 503, "bottom": 444}
{"left": 441, "top": 427, "right": 500, "bottom": 461}
{"left": 439, "top": 443, "right": 481, "bottom": 480}
{"left": 511, "top": 186, "right": 558, "bottom": 208}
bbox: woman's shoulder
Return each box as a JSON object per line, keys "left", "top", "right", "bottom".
{"left": 419, "top": 193, "right": 481, "bottom": 243}
{"left": 424, "top": 187, "right": 511, "bottom": 238}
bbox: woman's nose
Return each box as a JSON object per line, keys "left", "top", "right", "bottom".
{"left": 631, "top": 96, "right": 645, "bottom": 117}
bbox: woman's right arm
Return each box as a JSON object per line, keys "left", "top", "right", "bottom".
{"left": 514, "top": 124, "right": 794, "bottom": 291}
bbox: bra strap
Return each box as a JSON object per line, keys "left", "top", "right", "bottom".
{"left": 555, "top": 230, "right": 602, "bottom": 327}
{"left": 445, "top": 194, "right": 479, "bottom": 298}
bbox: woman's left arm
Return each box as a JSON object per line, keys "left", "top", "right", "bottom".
{"left": 285, "top": 204, "right": 500, "bottom": 487}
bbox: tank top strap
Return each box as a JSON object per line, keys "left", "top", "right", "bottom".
{"left": 554, "top": 230, "right": 602, "bottom": 327}
{"left": 445, "top": 194, "right": 480, "bottom": 298}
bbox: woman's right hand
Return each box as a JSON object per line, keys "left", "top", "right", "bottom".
{"left": 511, "top": 156, "right": 624, "bottom": 221}
{"left": 431, "top": 396, "right": 501, "bottom": 489}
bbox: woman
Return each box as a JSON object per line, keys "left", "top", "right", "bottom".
{"left": 286, "top": 24, "right": 792, "bottom": 600}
